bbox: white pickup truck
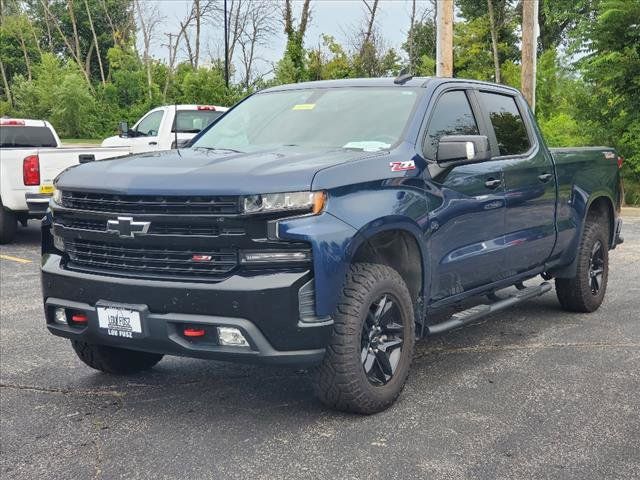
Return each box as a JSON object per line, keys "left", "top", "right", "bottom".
{"left": 101, "top": 104, "right": 228, "bottom": 154}
{"left": 0, "top": 118, "right": 131, "bottom": 243}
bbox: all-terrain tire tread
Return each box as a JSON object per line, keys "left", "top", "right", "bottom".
{"left": 555, "top": 215, "right": 609, "bottom": 313}
{"left": 313, "top": 263, "right": 415, "bottom": 414}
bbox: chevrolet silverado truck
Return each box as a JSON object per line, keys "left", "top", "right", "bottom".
{"left": 41, "top": 77, "right": 623, "bottom": 414}
{"left": 0, "top": 118, "right": 130, "bottom": 243}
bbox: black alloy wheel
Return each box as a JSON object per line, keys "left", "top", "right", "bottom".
{"left": 588, "top": 240, "right": 605, "bottom": 295}
{"left": 361, "top": 294, "right": 404, "bottom": 386}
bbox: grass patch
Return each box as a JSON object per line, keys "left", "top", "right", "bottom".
{"left": 623, "top": 175, "right": 640, "bottom": 206}
{"left": 60, "top": 138, "right": 102, "bottom": 145}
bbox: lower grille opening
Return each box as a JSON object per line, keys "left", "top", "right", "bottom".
{"left": 64, "top": 239, "right": 238, "bottom": 280}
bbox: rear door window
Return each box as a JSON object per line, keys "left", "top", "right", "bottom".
{"left": 478, "top": 92, "right": 531, "bottom": 156}
{"left": 0, "top": 126, "right": 57, "bottom": 148}
{"left": 172, "top": 110, "right": 223, "bottom": 133}
{"left": 424, "top": 90, "right": 479, "bottom": 159}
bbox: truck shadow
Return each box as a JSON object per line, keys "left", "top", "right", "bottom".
{"left": 74, "top": 291, "right": 568, "bottom": 422}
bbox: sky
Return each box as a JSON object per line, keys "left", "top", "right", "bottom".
{"left": 150, "top": 0, "right": 428, "bottom": 79}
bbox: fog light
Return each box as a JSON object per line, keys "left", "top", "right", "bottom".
{"left": 54, "top": 307, "right": 67, "bottom": 325}
{"left": 53, "top": 234, "right": 65, "bottom": 252}
{"left": 239, "top": 250, "right": 311, "bottom": 264}
{"left": 217, "top": 327, "right": 249, "bottom": 347}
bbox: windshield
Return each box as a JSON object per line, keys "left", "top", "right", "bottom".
{"left": 192, "top": 87, "right": 422, "bottom": 153}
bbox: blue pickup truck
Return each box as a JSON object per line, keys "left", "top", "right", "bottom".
{"left": 42, "top": 77, "right": 623, "bottom": 413}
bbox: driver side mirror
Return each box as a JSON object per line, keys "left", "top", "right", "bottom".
{"left": 437, "top": 135, "right": 491, "bottom": 166}
{"left": 118, "top": 121, "right": 129, "bottom": 138}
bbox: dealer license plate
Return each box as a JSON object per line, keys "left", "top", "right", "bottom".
{"left": 97, "top": 306, "right": 142, "bottom": 338}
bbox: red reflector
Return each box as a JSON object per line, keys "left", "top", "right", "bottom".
{"left": 618, "top": 156, "right": 624, "bottom": 169}
{"left": 184, "top": 327, "right": 206, "bottom": 337}
{"left": 71, "top": 313, "right": 88, "bottom": 323}
{"left": 197, "top": 105, "right": 216, "bottom": 111}
{"left": 0, "top": 119, "right": 26, "bottom": 126}
{"left": 23, "top": 154, "right": 40, "bottom": 186}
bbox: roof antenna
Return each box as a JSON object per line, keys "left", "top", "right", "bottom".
{"left": 394, "top": 70, "right": 413, "bottom": 85}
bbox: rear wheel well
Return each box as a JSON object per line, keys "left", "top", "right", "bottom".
{"left": 587, "top": 196, "right": 614, "bottom": 243}
{"left": 352, "top": 230, "right": 423, "bottom": 304}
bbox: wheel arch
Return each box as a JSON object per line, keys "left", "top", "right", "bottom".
{"left": 346, "top": 220, "right": 427, "bottom": 320}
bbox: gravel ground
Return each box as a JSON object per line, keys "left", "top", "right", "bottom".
{"left": 1, "top": 212, "right": 639, "bottom": 480}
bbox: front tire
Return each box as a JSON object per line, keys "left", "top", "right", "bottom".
{"left": 313, "top": 263, "right": 415, "bottom": 414}
{"left": 0, "top": 207, "right": 17, "bottom": 244}
{"left": 555, "top": 216, "right": 609, "bottom": 312}
{"left": 71, "top": 340, "right": 163, "bottom": 374}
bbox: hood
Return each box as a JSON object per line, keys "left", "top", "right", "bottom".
{"left": 56, "top": 147, "right": 378, "bottom": 195}
{"left": 101, "top": 135, "right": 128, "bottom": 147}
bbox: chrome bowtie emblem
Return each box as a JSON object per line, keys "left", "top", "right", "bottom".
{"left": 106, "top": 217, "right": 151, "bottom": 238}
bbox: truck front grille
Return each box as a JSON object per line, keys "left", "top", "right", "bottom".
{"left": 61, "top": 191, "right": 240, "bottom": 215}
{"left": 55, "top": 215, "right": 246, "bottom": 237}
{"left": 64, "top": 239, "right": 238, "bottom": 280}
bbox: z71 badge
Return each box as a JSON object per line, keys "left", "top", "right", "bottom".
{"left": 389, "top": 160, "right": 416, "bottom": 172}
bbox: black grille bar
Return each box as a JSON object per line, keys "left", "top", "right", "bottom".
{"left": 61, "top": 191, "right": 240, "bottom": 215}
{"left": 65, "top": 239, "right": 238, "bottom": 279}
{"left": 55, "top": 216, "right": 246, "bottom": 237}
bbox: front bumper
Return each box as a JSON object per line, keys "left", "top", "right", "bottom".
{"left": 42, "top": 254, "right": 332, "bottom": 366}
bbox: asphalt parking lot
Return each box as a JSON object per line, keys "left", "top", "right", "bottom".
{"left": 1, "top": 213, "right": 639, "bottom": 480}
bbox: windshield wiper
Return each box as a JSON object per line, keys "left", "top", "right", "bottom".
{"left": 194, "top": 146, "right": 244, "bottom": 154}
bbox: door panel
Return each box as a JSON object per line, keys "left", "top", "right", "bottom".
{"left": 427, "top": 161, "right": 507, "bottom": 301}
{"left": 502, "top": 152, "right": 556, "bottom": 273}
{"left": 420, "top": 89, "right": 507, "bottom": 302}
{"left": 476, "top": 91, "right": 556, "bottom": 274}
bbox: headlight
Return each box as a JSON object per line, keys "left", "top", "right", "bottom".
{"left": 52, "top": 187, "right": 62, "bottom": 205}
{"left": 242, "top": 191, "right": 325, "bottom": 214}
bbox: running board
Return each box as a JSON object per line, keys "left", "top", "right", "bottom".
{"left": 426, "top": 282, "right": 552, "bottom": 335}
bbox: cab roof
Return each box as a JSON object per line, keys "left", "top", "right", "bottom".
{"left": 262, "top": 76, "right": 520, "bottom": 95}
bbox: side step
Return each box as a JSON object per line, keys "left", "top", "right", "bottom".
{"left": 426, "top": 282, "right": 552, "bottom": 335}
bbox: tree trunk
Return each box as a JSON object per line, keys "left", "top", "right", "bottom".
{"left": 84, "top": 0, "right": 106, "bottom": 84}
{"left": 409, "top": 0, "right": 416, "bottom": 73}
{"left": 0, "top": 58, "right": 12, "bottom": 107}
{"left": 194, "top": 0, "right": 200, "bottom": 69}
{"left": 363, "top": 0, "right": 379, "bottom": 46}
{"left": 436, "top": 0, "right": 453, "bottom": 77}
{"left": 17, "top": 32, "right": 32, "bottom": 81}
{"left": 66, "top": 0, "right": 83, "bottom": 63}
{"left": 487, "top": 0, "right": 501, "bottom": 83}
{"left": 85, "top": 39, "right": 94, "bottom": 78}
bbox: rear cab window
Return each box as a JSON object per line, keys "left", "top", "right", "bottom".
{"left": 0, "top": 126, "right": 58, "bottom": 148}
{"left": 423, "top": 90, "right": 479, "bottom": 160}
{"left": 172, "top": 110, "right": 223, "bottom": 133}
{"left": 478, "top": 92, "right": 531, "bottom": 156}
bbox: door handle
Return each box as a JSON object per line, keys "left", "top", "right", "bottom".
{"left": 148, "top": 141, "right": 158, "bottom": 146}
{"left": 484, "top": 178, "right": 502, "bottom": 189}
{"left": 538, "top": 173, "right": 553, "bottom": 183}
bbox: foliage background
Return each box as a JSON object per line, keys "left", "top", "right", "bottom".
{"left": 1, "top": 0, "right": 638, "bottom": 203}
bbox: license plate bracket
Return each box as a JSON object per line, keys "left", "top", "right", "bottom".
{"left": 96, "top": 301, "right": 148, "bottom": 339}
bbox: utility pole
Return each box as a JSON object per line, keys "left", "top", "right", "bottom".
{"left": 521, "top": 0, "right": 539, "bottom": 111}
{"left": 223, "top": 0, "right": 229, "bottom": 87}
{"left": 436, "top": 0, "right": 454, "bottom": 77}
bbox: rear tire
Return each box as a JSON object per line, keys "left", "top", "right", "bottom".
{"left": 313, "top": 263, "right": 415, "bottom": 414}
{"left": 0, "top": 207, "right": 18, "bottom": 244}
{"left": 71, "top": 340, "right": 163, "bottom": 374}
{"left": 555, "top": 216, "right": 609, "bottom": 312}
